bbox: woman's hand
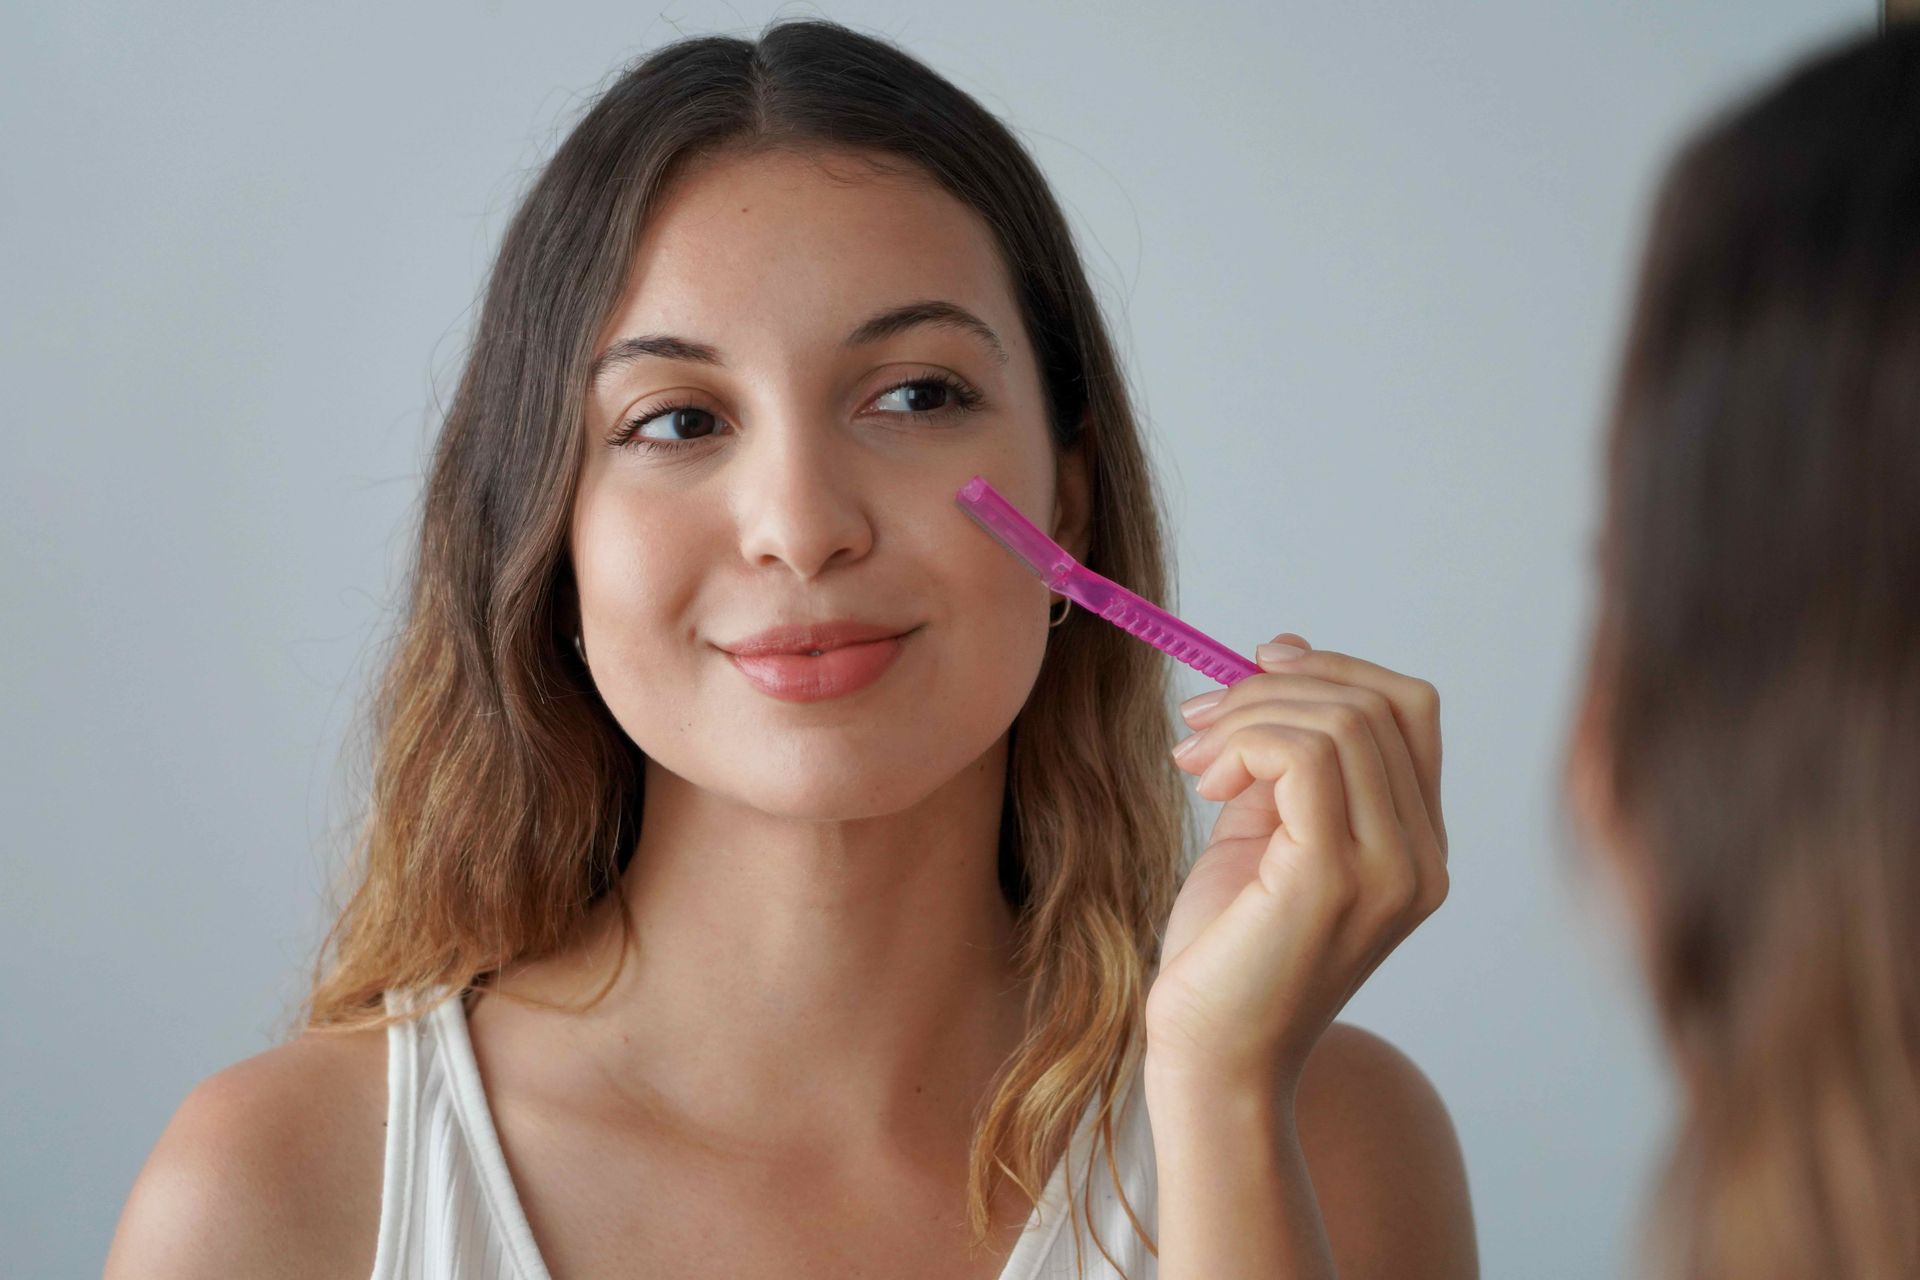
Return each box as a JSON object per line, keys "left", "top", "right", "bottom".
{"left": 1144, "top": 633, "right": 1448, "bottom": 1099}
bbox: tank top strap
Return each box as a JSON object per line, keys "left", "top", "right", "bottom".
{"left": 369, "top": 987, "right": 551, "bottom": 1280}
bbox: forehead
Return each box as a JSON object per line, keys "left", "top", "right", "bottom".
{"left": 601, "top": 147, "right": 1018, "bottom": 342}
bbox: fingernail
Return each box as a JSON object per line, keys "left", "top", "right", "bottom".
{"left": 1179, "top": 690, "right": 1225, "bottom": 720}
{"left": 1171, "top": 730, "right": 1202, "bottom": 759}
{"left": 1256, "top": 641, "right": 1308, "bottom": 664}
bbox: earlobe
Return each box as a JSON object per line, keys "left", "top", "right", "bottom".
{"left": 1565, "top": 676, "right": 1618, "bottom": 847}
{"left": 1565, "top": 675, "right": 1658, "bottom": 940}
{"left": 1053, "top": 432, "right": 1093, "bottom": 563}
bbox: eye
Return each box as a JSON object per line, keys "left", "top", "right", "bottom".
{"left": 871, "top": 375, "right": 978, "bottom": 415}
{"left": 604, "top": 371, "right": 985, "bottom": 455}
{"left": 608, "top": 402, "right": 722, "bottom": 452}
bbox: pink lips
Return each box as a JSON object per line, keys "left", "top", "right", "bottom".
{"left": 726, "top": 632, "right": 912, "bottom": 702}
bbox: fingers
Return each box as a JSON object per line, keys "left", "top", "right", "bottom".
{"left": 1187, "top": 700, "right": 1397, "bottom": 850}
{"left": 1198, "top": 721, "right": 1351, "bottom": 859}
{"left": 1172, "top": 642, "right": 1450, "bottom": 944}
{"left": 1191, "top": 675, "right": 1430, "bottom": 848}
{"left": 1292, "top": 650, "right": 1443, "bottom": 843}
{"left": 1192, "top": 644, "right": 1447, "bottom": 856}
{"left": 1181, "top": 697, "right": 1441, "bottom": 940}
{"left": 1149, "top": 639, "right": 1450, "bottom": 1082}
{"left": 1183, "top": 672, "right": 1426, "bottom": 829}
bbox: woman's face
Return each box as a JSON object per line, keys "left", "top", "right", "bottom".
{"left": 571, "top": 146, "right": 1087, "bottom": 820}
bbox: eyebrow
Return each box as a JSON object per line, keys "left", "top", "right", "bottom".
{"left": 587, "top": 299, "right": 1010, "bottom": 391}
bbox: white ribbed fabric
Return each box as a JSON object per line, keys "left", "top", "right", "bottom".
{"left": 370, "top": 986, "right": 1159, "bottom": 1279}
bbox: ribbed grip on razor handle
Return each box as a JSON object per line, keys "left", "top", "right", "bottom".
{"left": 1061, "top": 571, "right": 1262, "bottom": 686}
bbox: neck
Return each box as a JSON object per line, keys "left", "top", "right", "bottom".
{"left": 481, "top": 735, "right": 1032, "bottom": 1155}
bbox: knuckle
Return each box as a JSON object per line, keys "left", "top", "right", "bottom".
{"left": 1312, "top": 853, "right": 1361, "bottom": 913}
{"left": 1214, "top": 722, "right": 1257, "bottom": 756}
{"left": 1305, "top": 730, "right": 1340, "bottom": 767}
{"left": 1420, "top": 861, "right": 1451, "bottom": 914}
{"left": 1412, "top": 678, "right": 1441, "bottom": 715}
{"left": 1362, "top": 843, "right": 1420, "bottom": 915}
{"left": 1386, "top": 867, "right": 1421, "bottom": 915}
{"left": 1243, "top": 720, "right": 1288, "bottom": 746}
{"left": 1258, "top": 722, "right": 1308, "bottom": 756}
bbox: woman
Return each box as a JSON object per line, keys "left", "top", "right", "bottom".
{"left": 108, "top": 19, "right": 1474, "bottom": 1279}
{"left": 1565, "top": 20, "right": 1920, "bottom": 1280}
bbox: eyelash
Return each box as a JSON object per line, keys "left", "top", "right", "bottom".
{"left": 604, "top": 372, "right": 986, "bottom": 454}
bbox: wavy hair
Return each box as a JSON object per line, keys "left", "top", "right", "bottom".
{"left": 299, "top": 18, "right": 1195, "bottom": 1275}
{"left": 1570, "top": 21, "right": 1920, "bottom": 1279}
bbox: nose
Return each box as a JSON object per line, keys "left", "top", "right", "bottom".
{"left": 733, "top": 418, "right": 879, "bottom": 579}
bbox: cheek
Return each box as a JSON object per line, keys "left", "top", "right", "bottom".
{"left": 576, "top": 544, "right": 683, "bottom": 664}
{"left": 572, "top": 503, "right": 703, "bottom": 733}
{"left": 568, "top": 471, "right": 1063, "bottom": 814}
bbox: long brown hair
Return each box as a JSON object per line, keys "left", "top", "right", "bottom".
{"left": 1569, "top": 21, "right": 1920, "bottom": 1279}
{"left": 299, "top": 18, "right": 1190, "bottom": 1274}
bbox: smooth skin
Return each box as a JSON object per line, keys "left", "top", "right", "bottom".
{"left": 1149, "top": 633, "right": 1469, "bottom": 1277}
{"left": 106, "top": 148, "right": 1473, "bottom": 1279}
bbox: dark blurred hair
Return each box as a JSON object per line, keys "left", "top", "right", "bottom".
{"left": 1572, "top": 20, "right": 1920, "bottom": 1279}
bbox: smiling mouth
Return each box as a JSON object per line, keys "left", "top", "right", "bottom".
{"left": 725, "top": 631, "right": 913, "bottom": 703}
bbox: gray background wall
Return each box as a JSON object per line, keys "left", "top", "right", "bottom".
{"left": 2, "top": 2, "right": 1874, "bottom": 1275}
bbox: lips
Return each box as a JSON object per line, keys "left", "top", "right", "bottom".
{"left": 726, "top": 632, "right": 912, "bottom": 702}
{"left": 722, "top": 620, "right": 914, "bottom": 657}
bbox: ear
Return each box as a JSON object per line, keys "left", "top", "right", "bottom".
{"left": 1566, "top": 664, "right": 1658, "bottom": 939}
{"left": 1051, "top": 428, "right": 1092, "bottom": 564}
{"left": 1565, "top": 672, "right": 1613, "bottom": 844}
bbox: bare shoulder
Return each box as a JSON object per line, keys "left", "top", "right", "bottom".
{"left": 1295, "top": 1021, "right": 1478, "bottom": 1279}
{"left": 104, "top": 1024, "right": 389, "bottom": 1280}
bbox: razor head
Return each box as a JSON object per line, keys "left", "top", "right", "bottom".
{"left": 954, "top": 475, "right": 1077, "bottom": 587}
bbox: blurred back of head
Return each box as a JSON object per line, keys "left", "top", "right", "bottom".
{"left": 1569, "top": 20, "right": 1920, "bottom": 1280}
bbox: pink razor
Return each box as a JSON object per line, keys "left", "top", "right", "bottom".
{"left": 954, "top": 475, "right": 1262, "bottom": 686}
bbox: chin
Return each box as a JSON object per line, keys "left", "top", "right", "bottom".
{"left": 724, "top": 769, "right": 942, "bottom": 821}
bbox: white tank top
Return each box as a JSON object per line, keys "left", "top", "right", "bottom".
{"left": 370, "top": 987, "right": 1160, "bottom": 1279}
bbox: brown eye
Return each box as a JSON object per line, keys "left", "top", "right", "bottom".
{"left": 630, "top": 404, "right": 720, "bottom": 443}
{"left": 874, "top": 380, "right": 952, "bottom": 413}
{"left": 607, "top": 401, "right": 725, "bottom": 452}
{"left": 869, "top": 374, "right": 984, "bottom": 417}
